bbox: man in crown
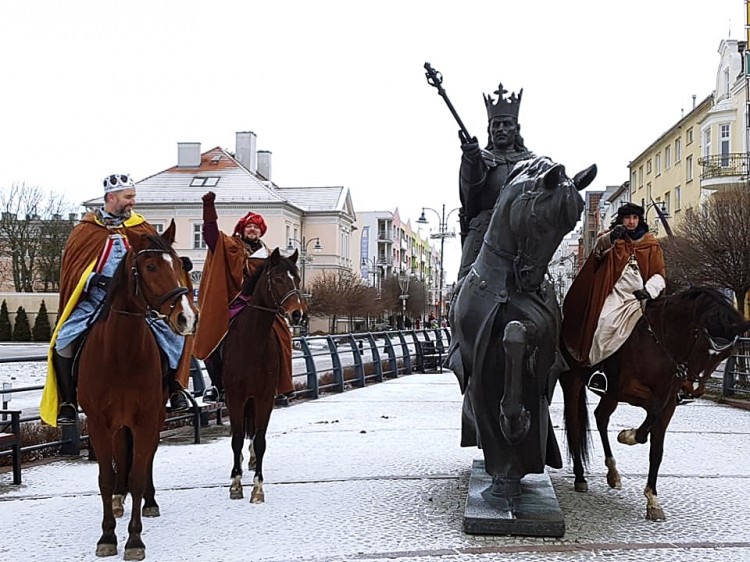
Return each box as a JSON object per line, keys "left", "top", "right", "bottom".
{"left": 40, "top": 174, "right": 194, "bottom": 427}
{"left": 456, "top": 84, "right": 535, "bottom": 281}
{"left": 194, "top": 191, "right": 295, "bottom": 404}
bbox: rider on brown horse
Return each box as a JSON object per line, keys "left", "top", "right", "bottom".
{"left": 194, "top": 191, "right": 295, "bottom": 403}
{"left": 561, "top": 202, "right": 666, "bottom": 394}
{"left": 41, "top": 174, "right": 194, "bottom": 427}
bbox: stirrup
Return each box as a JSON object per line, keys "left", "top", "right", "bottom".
{"left": 168, "top": 390, "right": 191, "bottom": 412}
{"left": 57, "top": 403, "right": 78, "bottom": 425}
{"left": 202, "top": 386, "right": 221, "bottom": 403}
{"left": 587, "top": 371, "right": 608, "bottom": 396}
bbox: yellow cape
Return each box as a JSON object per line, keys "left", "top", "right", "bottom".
{"left": 39, "top": 212, "right": 147, "bottom": 427}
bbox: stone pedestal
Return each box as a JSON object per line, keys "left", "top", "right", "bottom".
{"left": 463, "top": 459, "right": 565, "bottom": 537}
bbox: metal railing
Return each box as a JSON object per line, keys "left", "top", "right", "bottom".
{"left": 697, "top": 153, "right": 750, "bottom": 180}
{"left": 720, "top": 337, "right": 750, "bottom": 399}
{"left": 0, "top": 328, "right": 451, "bottom": 475}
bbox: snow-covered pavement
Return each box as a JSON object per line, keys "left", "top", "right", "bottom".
{"left": 1, "top": 370, "right": 750, "bottom": 562}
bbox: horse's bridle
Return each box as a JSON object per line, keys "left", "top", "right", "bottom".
{"left": 129, "top": 248, "right": 189, "bottom": 321}
{"left": 247, "top": 269, "right": 302, "bottom": 317}
{"left": 643, "top": 309, "right": 739, "bottom": 383}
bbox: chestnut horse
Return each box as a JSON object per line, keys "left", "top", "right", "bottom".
{"left": 77, "top": 222, "right": 197, "bottom": 560}
{"left": 224, "top": 249, "right": 306, "bottom": 503}
{"left": 561, "top": 287, "right": 750, "bottom": 520}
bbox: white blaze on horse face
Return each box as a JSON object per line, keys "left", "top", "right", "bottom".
{"left": 179, "top": 295, "right": 197, "bottom": 333}
{"left": 162, "top": 252, "right": 175, "bottom": 269}
{"left": 287, "top": 271, "right": 302, "bottom": 305}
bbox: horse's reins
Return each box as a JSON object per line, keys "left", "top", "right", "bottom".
{"left": 642, "top": 305, "right": 738, "bottom": 383}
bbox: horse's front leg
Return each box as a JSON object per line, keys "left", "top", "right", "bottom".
{"left": 499, "top": 321, "right": 530, "bottom": 445}
{"left": 643, "top": 402, "right": 676, "bottom": 521}
{"left": 594, "top": 396, "right": 621, "bottom": 489}
{"left": 251, "top": 427, "right": 267, "bottom": 504}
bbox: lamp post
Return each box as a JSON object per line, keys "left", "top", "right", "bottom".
{"left": 361, "top": 256, "right": 383, "bottom": 295}
{"left": 286, "top": 236, "right": 322, "bottom": 296}
{"left": 645, "top": 199, "right": 671, "bottom": 237}
{"left": 397, "top": 269, "right": 413, "bottom": 328}
{"left": 417, "top": 203, "right": 460, "bottom": 324}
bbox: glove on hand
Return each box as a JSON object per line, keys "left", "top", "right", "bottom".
{"left": 609, "top": 224, "right": 627, "bottom": 243}
{"left": 633, "top": 289, "right": 651, "bottom": 301}
{"left": 459, "top": 134, "right": 481, "bottom": 159}
{"left": 202, "top": 191, "right": 217, "bottom": 222}
{"left": 179, "top": 256, "right": 193, "bottom": 273}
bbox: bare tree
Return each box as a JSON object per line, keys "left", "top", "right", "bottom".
{"left": 308, "top": 270, "right": 383, "bottom": 333}
{"left": 663, "top": 186, "right": 750, "bottom": 314}
{"left": 0, "top": 184, "right": 78, "bottom": 292}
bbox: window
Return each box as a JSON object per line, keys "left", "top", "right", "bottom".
{"left": 720, "top": 123, "right": 730, "bottom": 166}
{"left": 631, "top": 172, "right": 637, "bottom": 194}
{"left": 664, "top": 192, "right": 670, "bottom": 214}
{"left": 674, "top": 186, "right": 681, "bottom": 211}
{"left": 655, "top": 154, "right": 661, "bottom": 176}
{"left": 638, "top": 166, "right": 644, "bottom": 187}
{"left": 286, "top": 225, "right": 290, "bottom": 246}
{"left": 152, "top": 222, "right": 165, "bottom": 234}
{"left": 192, "top": 223, "right": 206, "bottom": 249}
{"left": 646, "top": 159, "right": 652, "bottom": 174}
{"left": 665, "top": 145, "right": 671, "bottom": 169}
{"left": 686, "top": 155, "right": 693, "bottom": 181}
{"left": 675, "top": 138, "right": 681, "bottom": 162}
{"left": 686, "top": 127, "right": 693, "bottom": 145}
{"left": 703, "top": 128, "right": 711, "bottom": 159}
{"left": 646, "top": 182, "right": 652, "bottom": 202}
{"left": 189, "top": 177, "right": 220, "bottom": 187}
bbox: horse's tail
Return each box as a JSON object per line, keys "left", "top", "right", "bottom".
{"left": 561, "top": 368, "right": 591, "bottom": 468}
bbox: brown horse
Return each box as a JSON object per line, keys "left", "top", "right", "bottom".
{"left": 77, "top": 222, "right": 197, "bottom": 560}
{"left": 561, "top": 287, "right": 750, "bottom": 521}
{"left": 224, "top": 249, "right": 306, "bottom": 503}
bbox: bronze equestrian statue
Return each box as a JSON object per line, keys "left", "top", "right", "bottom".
{"left": 426, "top": 65, "right": 596, "bottom": 513}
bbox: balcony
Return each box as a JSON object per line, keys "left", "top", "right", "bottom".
{"left": 698, "top": 153, "right": 749, "bottom": 190}
{"left": 377, "top": 230, "right": 392, "bottom": 242}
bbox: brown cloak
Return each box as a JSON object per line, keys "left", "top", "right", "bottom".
{"left": 194, "top": 232, "right": 293, "bottom": 395}
{"left": 561, "top": 231, "right": 666, "bottom": 365}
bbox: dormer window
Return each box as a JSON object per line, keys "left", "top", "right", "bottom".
{"left": 190, "top": 177, "right": 220, "bottom": 187}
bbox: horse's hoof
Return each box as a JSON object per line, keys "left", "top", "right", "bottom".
{"left": 617, "top": 429, "right": 637, "bottom": 445}
{"left": 123, "top": 547, "right": 146, "bottom": 561}
{"left": 646, "top": 506, "right": 666, "bottom": 521}
{"left": 95, "top": 543, "right": 117, "bottom": 557}
{"left": 142, "top": 506, "right": 160, "bottom": 517}
{"left": 574, "top": 481, "right": 588, "bottom": 493}
{"left": 230, "top": 487, "right": 243, "bottom": 500}
{"left": 250, "top": 489, "right": 265, "bottom": 503}
{"left": 607, "top": 473, "right": 622, "bottom": 489}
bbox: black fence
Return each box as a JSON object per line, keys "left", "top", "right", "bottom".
{"left": 0, "top": 328, "right": 451, "bottom": 478}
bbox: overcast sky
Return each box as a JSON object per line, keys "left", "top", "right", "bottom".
{"left": 0, "top": 0, "right": 745, "bottom": 278}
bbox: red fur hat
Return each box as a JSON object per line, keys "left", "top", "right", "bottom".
{"left": 233, "top": 212, "right": 267, "bottom": 237}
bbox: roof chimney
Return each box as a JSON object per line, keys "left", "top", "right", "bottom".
{"left": 692, "top": 94, "right": 696, "bottom": 109}
{"left": 177, "top": 142, "right": 201, "bottom": 167}
{"left": 257, "top": 150, "right": 272, "bottom": 180}
{"left": 235, "top": 131, "right": 258, "bottom": 173}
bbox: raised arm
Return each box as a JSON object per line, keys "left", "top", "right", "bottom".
{"left": 201, "top": 191, "right": 219, "bottom": 253}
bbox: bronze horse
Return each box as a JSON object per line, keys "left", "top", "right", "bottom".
{"left": 77, "top": 222, "right": 197, "bottom": 560}
{"left": 560, "top": 287, "right": 750, "bottom": 520}
{"left": 224, "top": 249, "right": 307, "bottom": 503}
{"left": 449, "top": 155, "right": 595, "bottom": 503}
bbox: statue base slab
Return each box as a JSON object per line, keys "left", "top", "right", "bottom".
{"left": 463, "top": 459, "right": 564, "bottom": 537}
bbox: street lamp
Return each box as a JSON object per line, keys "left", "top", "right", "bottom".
{"left": 417, "top": 203, "right": 460, "bottom": 323}
{"left": 645, "top": 199, "right": 671, "bottom": 237}
{"left": 286, "top": 236, "right": 322, "bottom": 296}
{"left": 397, "top": 269, "right": 414, "bottom": 328}
{"left": 361, "top": 256, "right": 383, "bottom": 294}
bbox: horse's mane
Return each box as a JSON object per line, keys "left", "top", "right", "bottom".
{"left": 664, "top": 287, "right": 747, "bottom": 338}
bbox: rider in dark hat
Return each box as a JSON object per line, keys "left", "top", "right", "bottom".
{"left": 561, "top": 202, "right": 666, "bottom": 395}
